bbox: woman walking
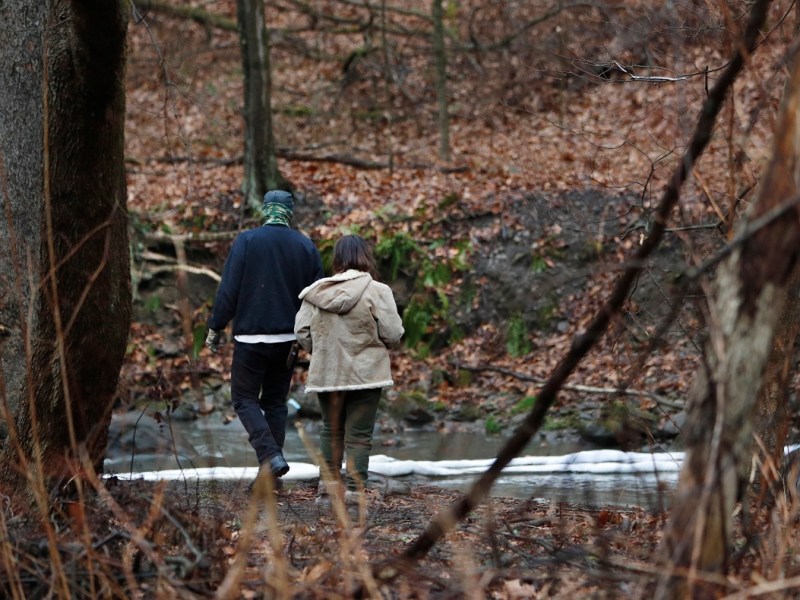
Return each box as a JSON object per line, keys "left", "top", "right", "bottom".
{"left": 294, "top": 235, "right": 404, "bottom": 510}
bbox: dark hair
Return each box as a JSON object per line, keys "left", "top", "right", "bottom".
{"left": 332, "top": 235, "right": 380, "bottom": 279}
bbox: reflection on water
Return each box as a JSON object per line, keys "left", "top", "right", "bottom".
{"left": 432, "top": 472, "right": 675, "bottom": 510}
{"left": 105, "top": 411, "right": 676, "bottom": 510}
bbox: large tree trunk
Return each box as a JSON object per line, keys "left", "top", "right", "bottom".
{"left": 0, "top": 1, "right": 131, "bottom": 497}
{"left": 657, "top": 43, "right": 800, "bottom": 599}
{"left": 237, "top": 0, "right": 285, "bottom": 212}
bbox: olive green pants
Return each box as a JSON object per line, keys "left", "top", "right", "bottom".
{"left": 317, "top": 388, "right": 381, "bottom": 491}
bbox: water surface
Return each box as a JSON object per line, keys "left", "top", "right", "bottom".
{"left": 105, "top": 411, "right": 676, "bottom": 509}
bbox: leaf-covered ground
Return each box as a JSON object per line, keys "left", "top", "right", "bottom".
{"left": 87, "top": 2, "right": 800, "bottom": 597}
{"left": 57, "top": 477, "right": 670, "bottom": 598}
{"left": 6, "top": 471, "right": 800, "bottom": 598}
{"left": 180, "top": 479, "right": 670, "bottom": 598}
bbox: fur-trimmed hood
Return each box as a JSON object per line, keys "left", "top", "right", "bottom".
{"left": 298, "top": 269, "right": 372, "bottom": 314}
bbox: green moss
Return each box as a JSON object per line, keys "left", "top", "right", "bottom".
{"left": 387, "top": 390, "right": 433, "bottom": 422}
{"left": 457, "top": 404, "right": 481, "bottom": 422}
{"left": 455, "top": 368, "right": 472, "bottom": 387}
{"left": 431, "top": 401, "right": 447, "bottom": 412}
{"left": 542, "top": 413, "right": 581, "bottom": 431}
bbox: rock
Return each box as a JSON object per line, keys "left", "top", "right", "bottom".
{"left": 387, "top": 391, "right": 436, "bottom": 426}
{"left": 404, "top": 407, "right": 435, "bottom": 426}
{"left": 579, "top": 401, "right": 657, "bottom": 450}
{"left": 365, "top": 471, "right": 412, "bottom": 497}
{"left": 106, "top": 411, "right": 197, "bottom": 461}
{"left": 655, "top": 410, "right": 686, "bottom": 439}
{"left": 578, "top": 424, "right": 618, "bottom": 447}
{"left": 171, "top": 401, "right": 200, "bottom": 421}
{"left": 149, "top": 338, "right": 182, "bottom": 358}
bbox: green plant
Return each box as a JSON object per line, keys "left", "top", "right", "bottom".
{"left": 317, "top": 237, "right": 337, "bottom": 276}
{"left": 402, "top": 298, "right": 433, "bottom": 355}
{"left": 143, "top": 295, "right": 162, "bottom": 313}
{"left": 376, "top": 231, "right": 472, "bottom": 354}
{"left": 189, "top": 213, "right": 208, "bottom": 231}
{"left": 537, "top": 294, "right": 559, "bottom": 325}
{"left": 422, "top": 260, "right": 452, "bottom": 288}
{"left": 192, "top": 324, "right": 207, "bottom": 359}
{"left": 451, "top": 240, "right": 472, "bottom": 271}
{"left": 511, "top": 395, "right": 537, "bottom": 415}
{"left": 129, "top": 210, "right": 154, "bottom": 235}
{"left": 506, "top": 313, "right": 531, "bottom": 357}
{"left": 375, "top": 232, "right": 419, "bottom": 280}
{"left": 530, "top": 255, "right": 549, "bottom": 273}
{"left": 485, "top": 415, "right": 502, "bottom": 435}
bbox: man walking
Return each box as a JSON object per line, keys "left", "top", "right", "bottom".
{"left": 205, "top": 190, "right": 323, "bottom": 489}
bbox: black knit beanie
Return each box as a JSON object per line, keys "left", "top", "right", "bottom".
{"left": 262, "top": 190, "right": 294, "bottom": 211}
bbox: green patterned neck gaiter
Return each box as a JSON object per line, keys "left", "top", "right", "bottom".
{"left": 261, "top": 202, "right": 293, "bottom": 227}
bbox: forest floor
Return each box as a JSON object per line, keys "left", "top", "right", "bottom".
{"left": 5, "top": 469, "right": 793, "bottom": 599}
{"left": 65, "top": 1, "right": 800, "bottom": 598}
{"left": 77, "top": 476, "right": 670, "bottom": 599}
{"left": 180, "top": 478, "right": 671, "bottom": 599}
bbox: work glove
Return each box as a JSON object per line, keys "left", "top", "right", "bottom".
{"left": 205, "top": 329, "right": 221, "bottom": 354}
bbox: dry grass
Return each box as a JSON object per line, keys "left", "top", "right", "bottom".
{"left": 3, "top": 472, "right": 800, "bottom": 598}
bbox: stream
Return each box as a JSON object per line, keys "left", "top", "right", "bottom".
{"left": 105, "top": 410, "right": 679, "bottom": 511}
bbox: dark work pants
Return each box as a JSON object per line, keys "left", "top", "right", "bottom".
{"left": 317, "top": 388, "right": 382, "bottom": 491}
{"left": 230, "top": 340, "right": 294, "bottom": 466}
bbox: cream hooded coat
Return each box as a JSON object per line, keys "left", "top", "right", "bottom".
{"left": 294, "top": 269, "right": 404, "bottom": 393}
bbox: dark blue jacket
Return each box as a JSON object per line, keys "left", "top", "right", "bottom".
{"left": 207, "top": 225, "right": 324, "bottom": 335}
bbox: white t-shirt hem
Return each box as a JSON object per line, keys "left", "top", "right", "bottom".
{"left": 234, "top": 333, "right": 297, "bottom": 344}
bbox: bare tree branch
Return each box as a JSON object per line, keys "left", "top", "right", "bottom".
{"left": 133, "top": 0, "right": 237, "bottom": 31}
{"left": 129, "top": 151, "right": 470, "bottom": 173}
{"left": 454, "top": 362, "right": 684, "bottom": 410}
